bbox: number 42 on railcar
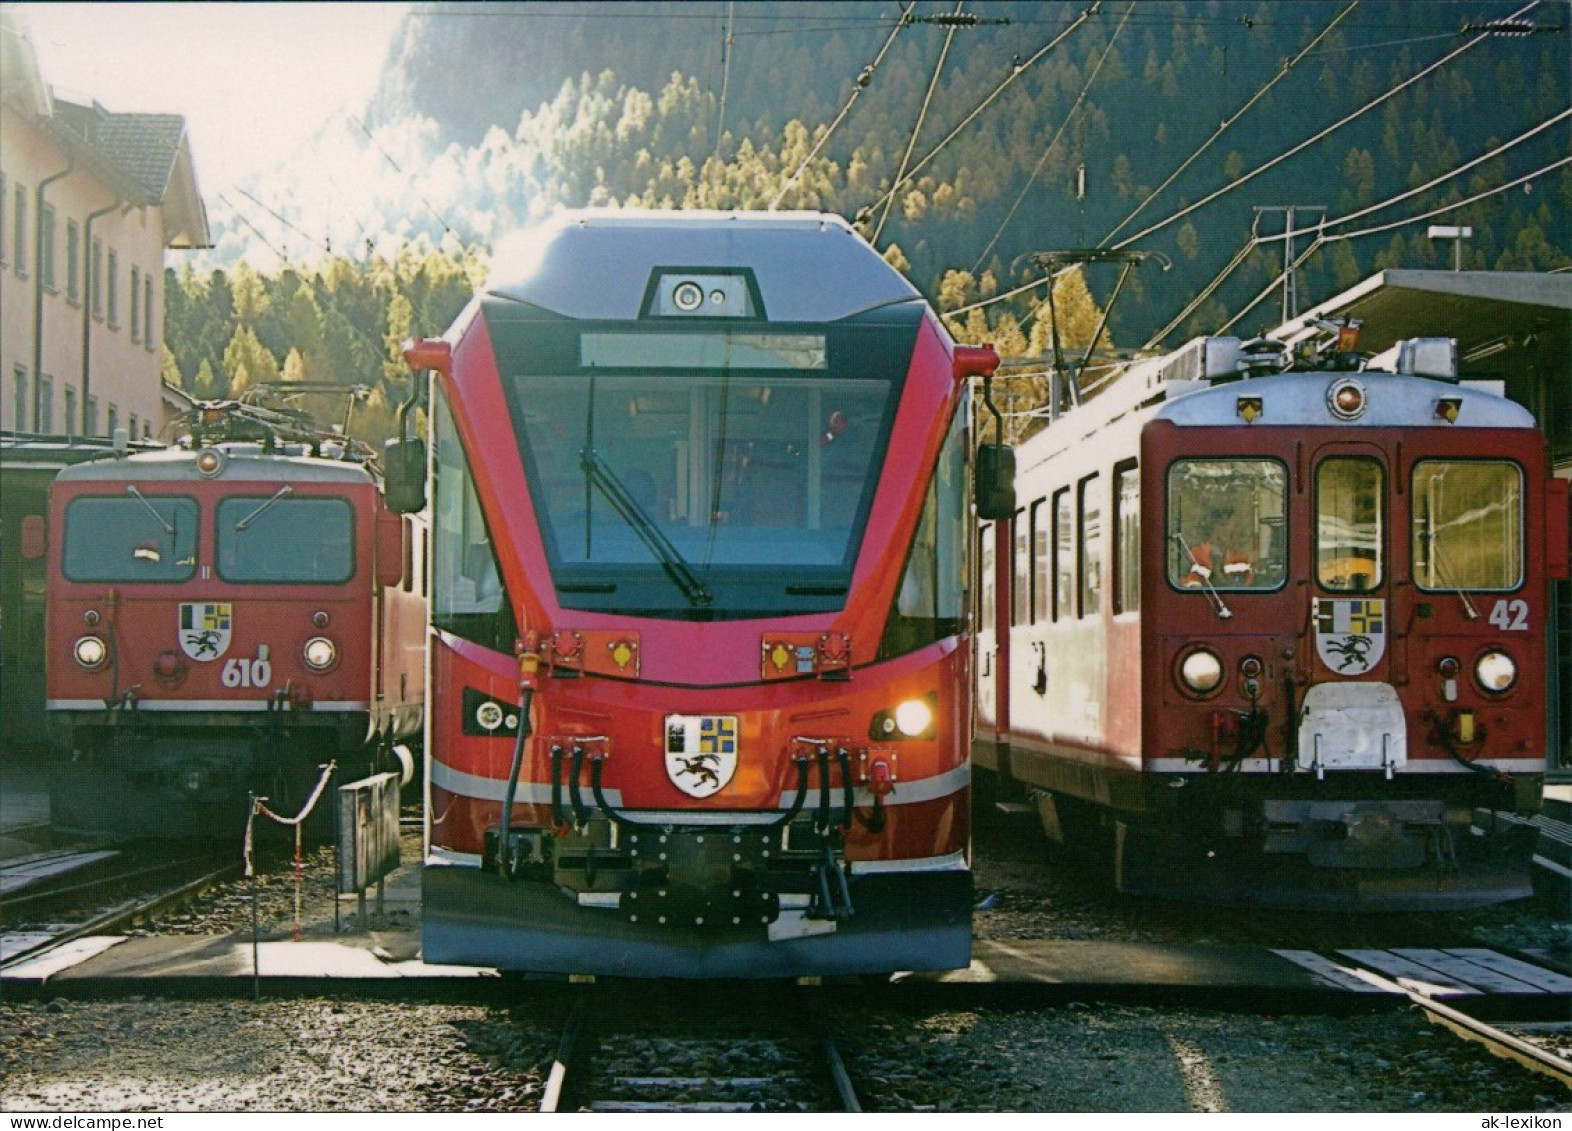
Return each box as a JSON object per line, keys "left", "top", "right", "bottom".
{"left": 977, "top": 329, "right": 1570, "bottom": 910}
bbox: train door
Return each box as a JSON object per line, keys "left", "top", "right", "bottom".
{"left": 1299, "top": 442, "right": 1401, "bottom": 776}
{"left": 974, "top": 523, "right": 997, "bottom": 750}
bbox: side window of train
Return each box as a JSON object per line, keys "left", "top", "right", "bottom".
{"left": 1029, "top": 498, "right": 1048, "bottom": 624}
{"left": 1078, "top": 474, "right": 1101, "bottom": 618}
{"left": 1410, "top": 460, "right": 1524, "bottom": 592}
{"left": 1012, "top": 507, "right": 1028, "bottom": 626}
{"left": 1114, "top": 461, "right": 1140, "bottom": 614}
{"left": 1166, "top": 459, "right": 1288, "bottom": 590}
{"left": 1315, "top": 456, "right": 1384, "bottom": 592}
{"left": 431, "top": 386, "right": 517, "bottom": 650}
{"left": 1052, "top": 487, "right": 1072, "bottom": 621}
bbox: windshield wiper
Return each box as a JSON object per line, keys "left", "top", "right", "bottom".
{"left": 1173, "top": 532, "right": 1233, "bottom": 620}
{"left": 125, "top": 485, "right": 174, "bottom": 535}
{"left": 1419, "top": 527, "right": 1480, "bottom": 621}
{"left": 233, "top": 486, "right": 293, "bottom": 532}
{"left": 580, "top": 448, "right": 711, "bottom": 608}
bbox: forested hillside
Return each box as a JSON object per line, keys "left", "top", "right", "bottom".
{"left": 166, "top": 0, "right": 1571, "bottom": 442}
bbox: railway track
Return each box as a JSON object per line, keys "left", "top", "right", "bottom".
{"left": 0, "top": 848, "right": 239, "bottom": 972}
{"left": 541, "top": 981, "right": 861, "bottom": 1113}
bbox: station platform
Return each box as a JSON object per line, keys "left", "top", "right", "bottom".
{"left": 3, "top": 928, "right": 1569, "bottom": 1019}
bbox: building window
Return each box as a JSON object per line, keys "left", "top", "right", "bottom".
{"left": 12, "top": 367, "right": 27, "bottom": 431}
{"left": 107, "top": 249, "right": 119, "bottom": 328}
{"left": 106, "top": 403, "right": 118, "bottom": 439}
{"left": 91, "top": 238, "right": 103, "bottom": 319}
{"left": 66, "top": 219, "right": 80, "bottom": 303}
{"left": 63, "top": 387, "right": 77, "bottom": 438}
{"left": 38, "top": 375, "right": 53, "bottom": 434}
{"left": 13, "top": 183, "right": 27, "bottom": 275}
{"left": 130, "top": 266, "right": 141, "bottom": 342}
{"left": 85, "top": 396, "right": 98, "bottom": 436}
{"left": 143, "top": 274, "right": 154, "bottom": 348}
{"left": 39, "top": 203, "right": 56, "bottom": 291}
{"left": 128, "top": 413, "right": 138, "bottom": 439}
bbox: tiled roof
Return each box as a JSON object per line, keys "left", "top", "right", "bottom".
{"left": 52, "top": 100, "right": 187, "bottom": 204}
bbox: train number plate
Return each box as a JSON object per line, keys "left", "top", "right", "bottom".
{"left": 663, "top": 715, "right": 739, "bottom": 799}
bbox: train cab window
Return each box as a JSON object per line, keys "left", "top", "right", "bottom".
{"left": 1166, "top": 459, "right": 1287, "bottom": 590}
{"left": 881, "top": 404, "right": 968, "bottom": 658}
{"left": 1114, "top": 462, "right": 1140, "bottom": 614}
{"left": 1078, "top": 474, "right": 1101, "bottom": 618}
{"left": 62, "top": 495, "right": 198, "bottom": 582}
{"left": 1052, "top": 488, "right": 1072, "bottom": 621}
{"left": 216, "top": 496, "right": 354, "bottom": 583}
{"left": 1411, "top": 460, "right": 1523, "bottom": 591}
{"left": 1315, "top": 456, "right": 1384, "bottom": 592}
{"left": 431, "top": 387, "right": 516, "bottom": 651}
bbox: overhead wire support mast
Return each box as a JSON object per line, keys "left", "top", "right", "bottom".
{"left": 1025, "top": 249, "right": 1170, "bottom": 420}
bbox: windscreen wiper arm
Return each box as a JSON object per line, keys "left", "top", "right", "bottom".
{"left": 234, "top": 485, "right": 293, "bottom": 532}
{"left": 580, "top": 449, "right": 711, "bottom": 608}
{"left": 125, "top": 485, "right": 174, "bottom": 535}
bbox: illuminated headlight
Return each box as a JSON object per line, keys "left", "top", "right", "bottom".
{"left": 303, "top": 636, "right": 338, "bottom": 672}
{"left": 1474, "top": 651, "right": 1516, "bottom": 694}
{"left": 894, "top": 698, "right": 934, "bottom": 737}
{"left": 73, "top": 635, "right": 108, "bottom": 670}
{"left": 1178, "top": 649, "right": 1224, "bottom": 695}
{"left": 870, "top": 694, "right": 937, "bottom": 740}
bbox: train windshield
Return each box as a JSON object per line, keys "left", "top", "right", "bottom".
{"left": 496, "top": 318, "right": 914, "bottom": 618}
{"left": 1166, "top": 459, "right": 1287, "bottom": 590}
{"left": 62, "top": 494, "right": 199, "bottom": 582}
{"left": 1315, "top": 457, "right": 1384, "bottom": 592}
{"left": 216, "top": 496, "right": 355, "bottom": 583}
{"left": 1411, "top": 460, "right": 1523, "bottom": 591}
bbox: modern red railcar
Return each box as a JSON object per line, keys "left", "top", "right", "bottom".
{"left": 45, "top": 408, "right": 425, "bottom": 839}
{"left": 386, "top": 210, "right": 1000, "bottom": 977}
{"left": 977, "top": 330, "right": 1569, "bottom": 909}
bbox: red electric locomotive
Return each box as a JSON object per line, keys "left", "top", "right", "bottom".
{"left": 45, "top": 404, "right": 426, "bottom": 839}
{"left": 385, "top": 210, "right": 1003, "bottom": 977}
{"left": 977, "top": 328, "right": 1569, "bottom": 910}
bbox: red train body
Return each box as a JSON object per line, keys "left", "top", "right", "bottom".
{"left": 977, "top": 333, "right": 1568, "bottom": 910}
{"left": 45, "top": 430, "right": 425, "bottom": 838}
{"left": 393, "top": 210, "right": 987, "bottom": 978}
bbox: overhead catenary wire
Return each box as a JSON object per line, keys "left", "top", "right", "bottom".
{"left": 1143, "top": 110, "right": 1572, "bottom": 346}
{"left": 948, "top": 0, "right": 1546, "bottom": 321}
{"left": 770, "top": 1, "right": 916, "bottom": 210}
{"left": 859, "top": 3, "right": 1098, "bottom": 226}
{"left": 972, "top": 2, "right": 1136, "bottom": 271}
{"left": 348, "top": 112, "right": 458, "bottom": 238}
{"left": 1215, "top": 152, "right": 1572, "bottom": 336}
{"left": 1099, "top": 0, "right": 1360, "bottom": 247}
{"left": 872, "top": 1, "right": 965, "bottom": 244}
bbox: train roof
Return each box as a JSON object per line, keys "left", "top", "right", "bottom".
{"left": 53, "top": 445, "right": 377, "bottom": 486}
{"left": 482, "top": 209, "right": 923, "bottom": 323}
{"left": 1151, "top": 366, "right": 1537, "bottom": 429}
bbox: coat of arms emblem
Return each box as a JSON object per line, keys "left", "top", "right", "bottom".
{"left": 1314, "top": 597, "right": 1385, "bottom": 674}
{"left": 179, "top": 602, "right": 233, "bottom": 661}
{"left": 663, "top": 714, "right": 738, "bottom": 799}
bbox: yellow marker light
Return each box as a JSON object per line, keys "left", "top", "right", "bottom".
{"left": 1236, "top": 396, "right": 1263, "bottom": 423}
{"left": 1435, "top": 397, "right": 1462, "bottom": 424}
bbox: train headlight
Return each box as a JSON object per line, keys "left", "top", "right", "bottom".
{"left": 74, "top": 635, "right": 108, "bottom": 670}
{"left": 1327, "top": 378, "right": 1367, "bottom": 421}
{"left": 1178, "top": 648, "right": 1224, "bottom": 695}
{"left": 1473, "top": 650, "right": 1516, "bottom": 694}
{"left": 870, "top": 694, "right": 937, "bottom": 740}
{"left": 303, "top": 636, "right": 338, "bottom": 672}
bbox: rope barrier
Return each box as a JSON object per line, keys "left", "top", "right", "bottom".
{"left": 242, "top": 761, "right": 337, "bottom": 943}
